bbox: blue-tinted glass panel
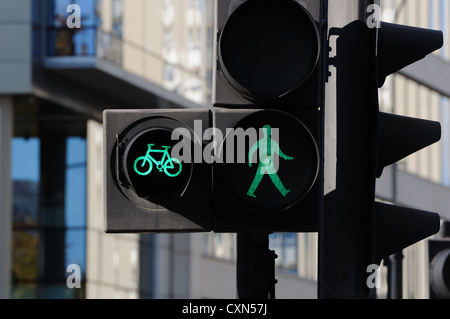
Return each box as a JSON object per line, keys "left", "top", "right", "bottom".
{"left": 66, "top": 137, "right": 86, "bottom": 166}
{"left": 12, "top": 138, "right": 40, "bottom": 182}
{"left": 65, "top": 166, "right": 86, "bottom": 227}
{"left": 13, "top": 181, "right": 39, "bottom": 227}
{"left": 51, "top": 0, "right": 98, "bottom": 27}
{"left": 12, "top": 101, "right": 87, "bottom": 299}
{"left": 65, "top": 229, "right": 87, "bottom": 275}
{"left": 12, "top": 138, "right": 40, "bottom": 226}
{"left": 72, "top": 28, "right": 97, "bottom": 55}
{"left": 65, "top": 137, "right": 86, "bottom": 227}
{"left": 47, "top": 0, "right": 98, "bottom": 56}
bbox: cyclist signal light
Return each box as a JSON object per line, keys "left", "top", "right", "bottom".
{"left": 104, "top": 109, "right": 212, "bottom": 233}
{"left": 133, "top": 144, "right": 182, "bottom": 177}
{"left": 123, "top": 128, "right": 187, "bottom": 199}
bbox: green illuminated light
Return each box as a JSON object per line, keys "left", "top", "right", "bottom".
{"left": 134, "top": 144, "right": 182, "bottom": 177}
{"left": 247, "top": 125, "right": 293, "bottom": 198}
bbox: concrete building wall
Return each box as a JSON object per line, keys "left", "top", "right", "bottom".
{"left": 0, "top": 0, "right": 32, "bottom": 94}
{"left": 0, "top": 0, "right": 32, "bottom": 299}
{"left": 0, "top": 98, "right": 13, "bottom": 298}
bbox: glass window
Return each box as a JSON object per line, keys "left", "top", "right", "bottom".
{"left": 65, "top": 137, "right": 87, "bottom": 227}
{"left": 112, "top": 0, "right": 123, "bottom": 38}
{"left": 47, "top": 0, "right": 99, "bottom": 56}
{"left": 270, "top": 233, "right": 298, "bottom": 274}
{"left": 33, "top": 0, "right": 43, "bottom": 59}
{"left": 12, "top": 138, "right": 40, "bottom": 227}
{"left": 11, "top": 230, "right": 40, "bottom": 299}
{"left": 11, "top": 99, "right": 87, "bottom": 299}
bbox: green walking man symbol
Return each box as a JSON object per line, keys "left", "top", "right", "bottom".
{"left": 247, "top": 125, "right": 294, "bottom": 198}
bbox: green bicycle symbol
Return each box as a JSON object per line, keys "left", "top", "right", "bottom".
{"left": 133, "top": 144, "right": 182, "bottom": 177}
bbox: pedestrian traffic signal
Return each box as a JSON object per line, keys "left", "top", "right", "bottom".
{"left": 213, "top": 109, "right": 320, "bottom": 232}
{"left": 318, "top": 19, "right": 443, "bottom": 299}
{"left": 104, "top": 109, "right": 212, "bottom": 233}
{"left": 104, "top": 0, "right": 326, "bottom": 234}
{"left": 212, "top": 0, "right": 326, "bottom": 232}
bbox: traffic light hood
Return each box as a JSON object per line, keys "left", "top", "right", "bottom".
{"left": 377, "top": 22, "right": 444, "bottom": 88}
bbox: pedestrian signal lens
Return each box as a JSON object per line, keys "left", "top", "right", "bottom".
{"left": 217, "top": 110, "right": 319, "bottom": 213}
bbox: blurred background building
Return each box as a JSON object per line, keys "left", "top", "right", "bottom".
{"left": 0, "top": 0, "right": 449, "bottom": 299}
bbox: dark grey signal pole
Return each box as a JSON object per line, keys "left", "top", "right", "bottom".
{"left": 236, "top": 232, "right": 277, "bottom": 299}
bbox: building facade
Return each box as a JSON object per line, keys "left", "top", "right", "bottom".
{"left": 0, "top": 0, "right": 449, "bottom": 299}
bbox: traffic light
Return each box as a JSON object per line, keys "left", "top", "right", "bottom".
{"left": 318, "top": 18, "right": 443, "bottom": 299}
{"left": 103, "top": 109, "right": 212, "bottom": 233}
{"left": 212, "top": 0, "right": 326, "bottom": 232}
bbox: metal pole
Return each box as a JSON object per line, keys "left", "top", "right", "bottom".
{"left": 236, "top": 232, "right": 277, "bottom": 299}
{"left": 0, "top": 98, "right": 12, "bottom": 299}
{"left": 387, "top": 251, "right": 403, "bottom": 299}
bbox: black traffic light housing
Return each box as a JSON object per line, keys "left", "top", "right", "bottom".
{"left": 319, "top": 18, "right": 443, "bottom": 299}
{"left": 214, "top": 0, "right": 322, "bottom": 109}
{"left": 212, "top": 0, "right": 327, "bottom": 232}
{"left": 213, "top": 108, "right": 321, "bottom": 232}
{"left": 104, "top": 109, "right": 212, "bottom": 233}
{"left": 104, "top": 0, "right": 327, "bottom": 235}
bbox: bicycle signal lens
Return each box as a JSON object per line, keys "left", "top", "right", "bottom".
{"left": 133, "top": 145, "right": 183, "bottom": 177}
{"left": 123, "top": 128, "right": 192, "bottom": 199}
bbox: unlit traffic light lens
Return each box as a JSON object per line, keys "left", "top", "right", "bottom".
{"left": 219, "top": 0, "right": 320, "bottom": 100}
